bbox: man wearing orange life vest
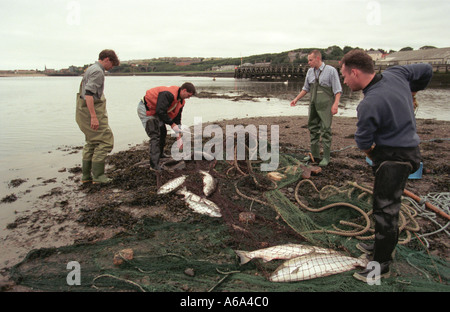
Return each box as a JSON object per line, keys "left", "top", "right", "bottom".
{"left": 137, "top": 82, "right": 196, "bottom": 170}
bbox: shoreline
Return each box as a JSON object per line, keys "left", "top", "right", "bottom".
{"left": 1, "top": 71, "right": 449, "bottom": 84}
{"left": 0, "top": 72, "right": 235, "bottom": 78}
{"left": 1, "top": 115, "right": 449, "bottom": 291}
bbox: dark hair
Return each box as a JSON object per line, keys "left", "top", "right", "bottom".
{"left": 99, "top": 49, "right": 120, "bottom": 66}
{"left": 181, "top": 82, "right": 196, "bottom": 95}
{"left": 340, "top": 49, "right": 374, "bottom": 74}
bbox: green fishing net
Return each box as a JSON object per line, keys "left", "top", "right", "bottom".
{"left": 9, "top": 140, "right": 449, "bottom": 292}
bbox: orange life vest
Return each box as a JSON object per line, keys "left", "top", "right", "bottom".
{"left": 143, "top": 86, "right": 185, "bottom": 119}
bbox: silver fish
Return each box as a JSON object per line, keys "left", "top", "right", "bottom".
{"left": 177, "top": 187, "right": 222, "bottom": 218}
{"left": 235, "top": 244, "right": 336, "bottom": 265}
{"left": 269, "top": 252, "right": 368, "bottom": 282}
{"left": 157, "top": 175, "right": 187, "bottom": 194}
{"left": 199, "top": 170, "right": 217, "bottom": 197}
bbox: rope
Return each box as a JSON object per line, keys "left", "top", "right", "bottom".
{"left": 208, "top": 268, "right": 241, "bottom": 292}
{"left": 403, "top": 192, "right": 450, "bottom": 248}
{"left": 224, "top": 138, "right": 443, "bottom": 246}
{"left": 229, "top": 146, "right": 422, "bottom": 244}
{"left": 291, "top": 179, "right": 421, "bottom": 243}
{"left": 293, "top": 179, "right": 372, "bottom": 237}
{"left": 92, "top": 274, "right": 146, "bottom": 292}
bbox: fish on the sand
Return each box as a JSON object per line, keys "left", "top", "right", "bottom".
{"left": 157, "top": 175, "right": 187, "bottom": 194}
{"left": 235, "top": 244, "right": 336, "bottom": 265}
{"left": 269, "top": 252, "right": 368, "bottom": 282}
{"left": 199, "top": 170, "right": 217, "bottom": 197}
{"left": 177, "top": 187, "right": 222, "bottom": 218}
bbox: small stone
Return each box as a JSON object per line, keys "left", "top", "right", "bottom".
{"left": 239, "top": 212, "right": 256, "bottom": 223}
{"left": 113, "top": 248, "right": 134, "bottom": 266}
{"left": 184, "top": 268, "right": 195, "bottom": 277}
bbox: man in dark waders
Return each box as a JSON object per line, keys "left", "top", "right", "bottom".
{"left": 137, "top": 82, "right": 196, "bottom": 171}
{"left": 76, "top": 49, "right": 120, "bottom": 184}
{"left": 340, "top": 49, "right": 432, "bottom": 283}
{"left": 290, "top": 50, "right": 342, "bottom": 166}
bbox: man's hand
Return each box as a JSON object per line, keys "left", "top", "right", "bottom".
{"left": 364, "top": 146, "right": 375, "bottom": 160}
{"left": 177, "top": 136, "right": 183, "bottom": 150}
{"left": 90, "top": 116, "right": 99, "bottom": 130}
{"left": 85, "top": 95, "right": 99, "bottom": 131}
{"left": 331, "top": 103, "right": 338, "bottom": 115}
{"left": 412, "top": 92, "right": 418, "bottom": 110}
{"left": 171, "top": 124, "right": 180, "bottom": 133}
{"left": 332, "top": 93, "right": 341, "bottom": 115}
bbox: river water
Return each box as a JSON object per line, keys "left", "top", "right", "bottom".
{"left": 0, "top": 75, "right": 449, "bottom": 228}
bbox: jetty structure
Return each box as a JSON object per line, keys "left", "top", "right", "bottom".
{"left": 235, "top": 47, "right": 450, "bottom": 81}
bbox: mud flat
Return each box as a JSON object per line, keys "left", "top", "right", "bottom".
{"left": 1, "top": 115, "right": 449, "bottom": 291}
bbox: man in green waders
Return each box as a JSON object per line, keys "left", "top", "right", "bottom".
{"left": 290, "top": 50, "right": 342, "bottom": 166}
{"left": 76, "top": 49, "right": 120, "bottom": 184}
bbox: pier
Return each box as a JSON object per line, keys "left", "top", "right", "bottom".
{"left": 235, "top": 63, "right": 450, "bottom": 81}
{"left": 234, "top": 64, "right": 309, "bottom": 81}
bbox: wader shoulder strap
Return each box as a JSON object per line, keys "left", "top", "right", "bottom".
{"left": 142, "top": 96, "right": 150, "bottom": 111}
{"left": 78, "top": 81, "right": 83, "bottom": 97}
{"left": 167, "top": 101, "right": 179, "bottom": 113}
{"left": 314, "top": 68, "right": 323, "bottom": 82}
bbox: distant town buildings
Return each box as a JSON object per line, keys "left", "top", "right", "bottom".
{"left": 212, "top": 65, "right": 236, "bottom": 71}
{"left": 366, "top": 50, "right": 386, "bottom": 61}
{"left": 0, "top": 69, "right": 42, "bottom": 76}
{"left": 375, "top": 47, "right": 450, "bottom": 66}
{"left": 288, "top": 51, "right": 308, "bottom": 62}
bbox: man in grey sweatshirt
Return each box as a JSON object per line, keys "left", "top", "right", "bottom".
{"left": 340, "top": 49, "right": 433, "bottom": 283}
{"left": 76, "top": 49, "right": 120, "bottom": 184}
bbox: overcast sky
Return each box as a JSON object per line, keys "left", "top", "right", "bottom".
{"left": 1, "top": 0, "right": 449, "bottom": 70}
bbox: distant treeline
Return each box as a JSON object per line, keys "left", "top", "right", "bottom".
{"left": 70, "top": 45, "right": 438, "bottom": 75}
{"left": 107, "top": 45, "right": 373, "bottom": 74}
{"left": 58, "top": 45, "right": 441, "bottom": 75}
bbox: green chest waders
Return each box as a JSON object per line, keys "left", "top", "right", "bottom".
{"left": 308, "top": 74, "right": 334, "bottom": 166}
{"left": 75, "top": 83, "right": 114, "bottom": 183}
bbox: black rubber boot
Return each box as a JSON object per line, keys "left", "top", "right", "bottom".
{"left": 353, "top": 261, "right": 391, "bottom": 283}
{"left": 145, "top": 119, "right": 162, "bottom": 170}
{"left": 357, "top": 242, "right": 396, "bottom": 260}
{"left": 356, "top": 242, "right": 374, "bottom": 254}
{"left": 372, "top": 161, "right": 411, "bottom": 264}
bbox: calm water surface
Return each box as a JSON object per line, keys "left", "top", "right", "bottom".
{"left": 0, "top": 75, "right": 448, "bottom": 227}
{"left": 1, "top": 75, "right": 448, "bottom": 160}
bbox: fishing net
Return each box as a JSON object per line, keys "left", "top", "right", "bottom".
{"left": 9, "top": 134, "right": 449, "bottom": 292}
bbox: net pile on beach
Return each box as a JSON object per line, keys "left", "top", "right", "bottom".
{"left": 9, "top": 137, "right": 449, "bottom": 292}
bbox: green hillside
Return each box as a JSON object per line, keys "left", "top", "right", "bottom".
{"left": 109, "top": 45, "right": 362, "bottom": 74}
